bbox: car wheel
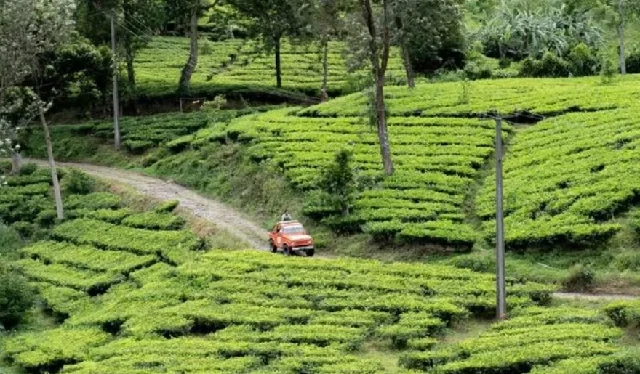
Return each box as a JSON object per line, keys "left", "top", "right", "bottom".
{"left": 269, "top": 241, "right": 277, "bottom": 253}
{"left": 306, "top": 248, "right": 315, "bottom": 257}
{"left": 283, "top": 245, "right": 291, "bottom": 256}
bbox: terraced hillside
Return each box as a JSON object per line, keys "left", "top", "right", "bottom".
{"left": 0, "top": 168, "right": 566, "bottom": 373}
{"left": 135, "top": 37, "right": 405, "bottom": 98}
{"left": 169, "top": 76, "right": 640, "bottom": 250}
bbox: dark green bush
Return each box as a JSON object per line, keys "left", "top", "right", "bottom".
{"left": 598, "top": 349, "right": 640, "bottom": 374}
{"left": 612, "top": 251, "right": 640, "bottom": 272}
{"left": 61, "top": 168, "right": 95, "bottom": 195}
{"left": 562, "top": 264, "right": 596, "bottom": 292}
{"left": 567, "top": 43, "right": 600, "bottom": 76}
{"left": 19, "top": 163, "right": 38, "bottom": 176}
{"left": 626, "top": 49, "right": 640, "bottom": 74}
{"left": 447, "top": 252, "right": 495, "bottom": 273}
{"left": 520, "top": 52, "right": 572, "bottom": 78}
{"left": 0, "top": 224, "right": 22, "bottom": 260}
{"left": 155, "top": 199, "right": 180, "bottom": 214}
{"left": 0, "top": 265, "right": 36, "bottom": 329}
{"left": 0, "top": 160, "right": 11, "bottom": 173}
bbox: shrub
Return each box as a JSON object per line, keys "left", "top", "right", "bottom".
{"left": 567, "top": 43, "right": 600, "bottom": 76}
{"left": 61, "top": 168, "right": 95, "bottom": 195}
{"left": 626, "top": 49, "right": 640, "bottom": 74}
{"left": 597, "top": 349, "right": 640, "bottom": 374}
{"left": 520, "top": 52, "right": 571, "bottom": 78}
{"left": 612, "top": 251, "right": 640, "bottom": 272}
{"left": 562, "top": 264, "right": 596, "bottom": 292}
{"left": 318, "top": 149, "right": 357, "bottom": 217}
{"left": 19, "top": 163, "right": 38, "bottom": 176}
{"left": 155, "top": 200, "right": 180, "bottom": 214}
{"left": 447, "top": 252, "right": 495, "bottom": 273}
{"left": 0, "top": 265, "right": 36, "bottom": 329}
{"left": 0, "top": 224, "right": 22, "bottom": 260}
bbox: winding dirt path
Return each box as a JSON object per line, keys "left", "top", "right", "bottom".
{"left": 20, "top": 159, "right": 640, "bottom": 300}
{"left": 26, "top": 159, "right": 270, "bottom": 250}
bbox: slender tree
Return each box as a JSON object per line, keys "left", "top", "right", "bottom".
{"left": 227, "top": 0, "right": 307, "bottom": 88}
{"left": 595, "top": 0, "right": 640, "bottom": 75}
{"left": 0, "top": 0, "right": 76, "bottom": 218}
{"left": 359, "top": 0, "right": 394, "bottom": 175}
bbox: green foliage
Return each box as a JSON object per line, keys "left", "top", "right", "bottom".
{"left": 625, "top": 49, "right": 640, "bottom": 74}
{"left": 0, "top": 265, "right": 36, "bottom": 329}
{"left": 596, "top": 349, "right": 640, "bottom": 374}
{"left": 155, "top": 199, "right": 180, "bottom": 213}
{"left": 121, "top": 212, "right": 186, "bottom": 230}
{"left": 477, "top": 106, "right": 640, "bottom": 249}
{"left": 603, "top": 300, "right": 640, "bottom": 327}
{"left": 62, "top": 168, "right": 95, "bottom": 195}
{"left": 18, "top": 162, "right": 38, "bottom": 176}
{"left": 318, "top": 149, "right": 356, "bottom": 216}
{"left": 0, "top": 224, "right": 22, "bottom": 260}
{"left": 410, "top": 306, "right": 623, "bottom": 373}
{"left": 394, "top": 0, "right": 466, "bottom": 74}
{"left": 131, "top": 37, "right": 404, "bottom": 98}
{"left": 563, "top": 264, "right": 596, "bottom": 292}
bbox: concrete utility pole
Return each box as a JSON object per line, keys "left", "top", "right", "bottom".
{"left": 494, "top": 116, "right": 506, "bottom": 320}
{"left": 111, "top": 14, "right": 121, "bottom": 150}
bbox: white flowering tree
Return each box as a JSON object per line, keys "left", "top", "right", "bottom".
{"left": 0, "top": 0, "right": 76, "bottom": 219}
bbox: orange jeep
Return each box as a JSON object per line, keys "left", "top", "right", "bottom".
{"left": 269, "top": 220, "right": 315, "bottom": 257}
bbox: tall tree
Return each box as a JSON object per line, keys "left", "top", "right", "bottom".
{"left": 227, "top": 0, "right": 307, "bottom": 88}
{"left": 392, "top": 0, "right": 465, "bottom": 77}
{"left": 166, "top": 0, "right": 212, "bottom": 94}
{"left": 595, "top": 0, "right": 640, "bottom": 75}
{"left": 76, "top": 0, "right": 164, "bottom": 88}
{"left": 359, "top": 0, "right": 394, "bottom": 175}
{"left": 0, "top": 0, "right": 76, "bottom": 218}
{"left": 296, "top": 0, "right": 351, "bottom": 96}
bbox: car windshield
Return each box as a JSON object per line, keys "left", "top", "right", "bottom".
{"left": 282, "top": 225, "right": 304, "bottom": 234}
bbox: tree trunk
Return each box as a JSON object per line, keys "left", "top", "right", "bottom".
{"left": 617, "top": 1, "right": 626, "bottom": 75}
{"left": 275, "top": 35, "right": 282, "bottom": 88}
{"left": 322, "top": 35, "right": 329, "bottom": 95}
{"left": 124, "top": 37, "right": 136, "bottom": 87}
{"left": 179, "top": 6, "right": 199, "bottom": 94}
{"left": 401, "top": 44, "right": 415, "bottom": 89}
{"left": 394, "top": 16, "right": 415, "bottom": 89}
{"left": 39, "top": 104, "right": 64, "bottom": 220}
{"left": 375, "top": 73, "right": 393, "bottom": 175}
{"left": 360, "top": 0, "right": 394, "bottom": 175}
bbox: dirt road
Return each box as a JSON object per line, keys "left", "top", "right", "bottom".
{"left": 26, "top": 159, "right": 270, "bottom": 250}
{"left": 21, "top": 159, "right": 639, "bottom": 300}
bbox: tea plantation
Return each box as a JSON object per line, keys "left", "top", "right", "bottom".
{"left": 1, "top": 167, "right": 638, "bottom": 373}
{"left": 135, "top": 37, "right": 406, "bottom": 98}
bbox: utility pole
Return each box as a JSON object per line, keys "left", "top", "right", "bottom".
{"left": 494, "top": 115, "right": 506, "bottom": 320}
{"left": 110, "top": 14, "right": 121, "bottom": 150}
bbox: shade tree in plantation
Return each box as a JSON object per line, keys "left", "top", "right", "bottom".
{"left": 391, "top": 0, "right": 466, "bottom": 81}
{"left": 226, "top": 0, "right": 309, "bottom": 89}
{"left": 351, "top": 0, "right": 394, "bottom": 175}
{"left": 593, "top": 0, "right": 640, "bottom": 75}
{"left": 166, "top": 0, "right": 214, "bottom": 94}
{"left": 0, "top": 0, "right": 77, "bottom": 218}
{"left": 76, "top": 0, "right": 165, "bottom": 89}
{"left": 292, "top": 0, "right": 353, "bottom": 97}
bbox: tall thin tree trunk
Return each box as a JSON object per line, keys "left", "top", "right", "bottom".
{"left": 179, "top": 6, "right": 199, "bottom": 94}
{"left": 394, "top": 16, "right": 415, "bottom": 89}
{"left": 275, "top": 35, "right": 282, "bottom": 88}
{"left": 39, "top": 104, "right": 64, "bottom": 220}
{"left": 9, "top": 127, "right": 20, "bottom": 174}
{"left": 360, "top": 0, "right": 394, "bottom": 175}
{"left": 617, "top": 1, "right": 626, "bottom": 75}
{"left": 401, "top": 45, "right": 415, "bottom": 89}
{"left": 322, "top": 35, "right": 329, "bottom": 95}
{"left": 124, "top": 38, "right": 136, "bottom": 87}
{"left": 375, "top": 73, "right": 393, "bottom": 174}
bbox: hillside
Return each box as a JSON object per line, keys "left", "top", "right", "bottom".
{"left": 134, "top": 37, "right": 406, "bottom": 99}
{"left": 1, "top": 165, "right": 640, "bottom": 374}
